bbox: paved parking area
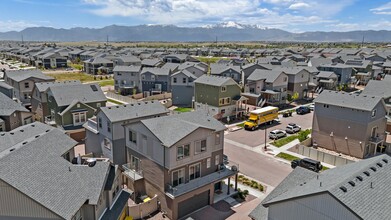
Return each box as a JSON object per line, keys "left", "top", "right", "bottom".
{"left": 225, "top": 111, "right": 313, "bottom": 147}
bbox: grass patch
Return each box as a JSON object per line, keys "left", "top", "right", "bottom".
{"left": 321, "top": 166, "right": 330, "bottom": 171}
{"left": 107, "top": 98, "right": 124, "bottom": 105}
{"left": 97, "top": 80, "right": 114, "bottom": 87}
{"left": 69, "top": 63, "right": 83, "bottom": 70}
{"left": 46, "top": 72, "right": 96, "bottom": 82}
{"left": 193, "top": 56, "right": 229, "bottom": 63}
{"left": 174, "top": 107, "right": 193, "bottom": 113}
{"left": 237, "top": 123, "right": 245, "bottom": 128}
{"left": 271, "top": 135, "right": 298, "bottom": 147}
{"left": 276, "top": 152, "right": 300, "bottom": 161}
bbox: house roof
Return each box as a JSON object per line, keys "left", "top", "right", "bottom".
{"left": 85, "top": 56, "right": 113, "bottom": 64}
{"left": 210, "top": 64, "right": 241, "bottom": 75}
{"left": 141, "top": 110, "right": 226, "bottom": 147}
{"left": 5, "top": 69, "right": 54, "bottom": 82}
{"left": 262, "top": 155, "right": 391, "bottom": 220}
{"left": 361, "top": 80, "right": 391, "bottom": 98}
{"left": 113, "top": 65, "right": 141, "bottom": 72}
{"left": 194, "top": 75, "right": 237, "bottom": 87}
{"left": 100, "top": 101, "right": 169, "bottom": 123}
{"left": 141, "top": 67, "right": 170, "bottom": 76}
{"left": 0, "top": 122, "right": 110, "bottom": 220}
{"left": 273, "top": 67, "right": 309, "bottom": 75}
{"left": 315, "top": 90, "right": 384, "bottom": 111}
{"left": 117, "top": 55, "right": 141, "bottom": 63}
{"left": 141, "top": 58, "right": 162, "bottom": 66}
{"left": 316, "top": 71, "right": 338, "bottom": 79}
{"left": 247, "top": 69, "right": 284, "bottom": 83}
{"left": 49, "top": 83, "right": 106, "bottom": 107}
{"left": 0, "top": 92, "right": 29, "bottom": 116}
{"left": 161, "top": 62, "right": 180, "bottom": 71}
{"left": 34, "top": 80, "right": 82, "bottom": 92}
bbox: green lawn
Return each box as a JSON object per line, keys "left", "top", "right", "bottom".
{"left": 276, "top": 152, "right": 300, "bottom": 161}
{"left": 69, "top": 63, "right": 83, "bottom": 70}
{"left": 107, "top": 98, "right": 125, "bottom": 105}
{"left": 46, "top": 72, "right": 96, "bottom": 82}
{"left": 237, "top": 122, "right": 245, "bottom": 128}
{"left": 174, "top": 107, "right": 193, "bottom": 113}
{"left": 97, "top": 80, "right": 114, "bottom": 87}
{"left": 321, "top": 166, "right": 330, "bottom": 171}
{"left": 271, "top": 135, "right": 298, "bottom": 147}
{"left": 193, "top": 56, "right": 229, "bottom": 63}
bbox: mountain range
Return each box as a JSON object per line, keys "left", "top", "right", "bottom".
{"left": 1, "top": 22, "right": 390, "bottom": 42}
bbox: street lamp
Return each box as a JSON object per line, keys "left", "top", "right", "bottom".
{"left": 262, "top": 115, "right": 267, "bottom": 151}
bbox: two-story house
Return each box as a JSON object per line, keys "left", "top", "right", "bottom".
{"left": 46, "top": 83, "right": 107, "bottom": 139}
{"left": 242, "top": 63, "right": 270, "bottom": 85}
{"left": 123, "top": 111, "right": 239, "bottom": 220}
{"left": 318, "top": 63, "right": 353, "bottom": 84}
{"left": 316, "top": 71, "right": 338, "bottom": 90}
{"left": 31, "top": 80, "right": 82, "bottom": 122}
{"left": 3, "top": 69, "right": 55, "bottom": 106}
{"left": 312, "top": 90, "right": 388, "bottom": 158}
{"left": 0, "top": 122, "right": 129, "bottom": 220}
{"left": 0, "top": 92, "right": 33, "bottom": 131}
{"left": 38, "top": 52, "right": 68, "bottom": 69}
{"left": 194, "top": 75, "right": 246, "bottom": 119}
{"left": 113, "top": 65, "right": 142, "bottom": 95}
{"left": 171, "top": 69, "right": 198, "bottom": 107}
{"left": 140, "top": 67, "right": 171, "bottom": 96}
{"left": 274, "top": 67, "right": 311, "bottom": 99}
{"left": 84, "top": 101, "right": 169, "bottom": 165}
{"left": 244, "top": 70, "right": 288, "bottom": 106}
{"left": 210, "top": 64, "right": 242, "bottom": 84}
{"left": 84, "top": 56, "right": 114, "bottom": 75}
{"left": 163, "top": 54, "right": 189, "bottom": 63}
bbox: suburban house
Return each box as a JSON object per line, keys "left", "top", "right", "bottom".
{"left": 177, "top": 61, "right": 208, "bottom": 78}
{"left": 249, "top": 155, "right": 391, "bottom": 220}
{"left": 316, "top": 71, "right": 338, "bottom": 90}
{"left": 141, "top": 58, "right": 163, "bottom": 68}
{"left": 274, "top": 67, "right": 311, "bottom": 99}
{"left": 163, "top": 54, "right": 189, "bottom": 63}
{"left": 46, "top": 83, "right": 107, "bottom": 140}
{"left": 243, "top": 69, "right": 288, "bottom": 106}
{"left": 37, "top": 52, "right": 68, "bottom": 69}
{"left": 171, "top": 69, "right": 198, "bottom": 107}
{"left": 3, "top": 69, "right": 55, "bottom": 106}
{"left": 113, "top": 55, "right": 141, "bottom": 66}
{"left": 0, "top": 92, "right": 33, "bottom": 131}
{"left": 194, "top": 75, "right": 247, "bottom": 119}
{"left": 140, "top": 67, "right": 171, "bottom": 96}
{"left": 31, "top": 80, "right": 82, "bottom": 122}
{"left": 123, "top": 110, "right": 239, "bottom": 220}
{"left": 241, "top": 63, "right": 269, "bottom": 85}
{"left": 113, "top": 65, "right": 142, "bottom": 95}
{"left": 318, "top": 63, "right": 353, "bottom": 84}
{"left": 312, "top": 90, "right": 388, "bottom": 158}
{"left": 0, "top": 122, "right": 129, "bottom": 220}
{"left": 0, "top": 81, "right": 14, "bottom": 99}
{"left": 210, "top": 64, "right": 242, "bottom": 84}
{"left": 84, "top": 101, "right": 169, "bottom": 165}
{"left": 362, "top": 77, "right": 391, "bottom": 132}
{"left": 83, "top": 56, "right": 114, "bottom": 75}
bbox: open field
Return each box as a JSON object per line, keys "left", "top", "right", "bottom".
{"left": 45, "top": 72, "right": 114, "bottom": 86}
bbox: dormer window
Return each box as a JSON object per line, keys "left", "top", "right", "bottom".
{"left": 372, "top": 109, "right": 377, "bottom": 118}
{"left": 221, "top": 86, "right": 227, "bottom": 92}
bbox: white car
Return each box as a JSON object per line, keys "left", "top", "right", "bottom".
{"left": 269, "top": 130, "right": 287, "bottom": 139}
{"left": 285, "top": 123, "right": 301, "bottom": 134}
{"left": 309, "top": 104, "right": 315, "bottom": 111}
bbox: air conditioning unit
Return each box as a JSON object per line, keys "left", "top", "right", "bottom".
{"left": 231, "top": 165, "right": 238, "bottom": 172}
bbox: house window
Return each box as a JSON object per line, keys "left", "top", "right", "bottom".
{"left": 225, "top": 97, "right": 231, "bottom": 104}
{"left": 372, "top": 109, "right": 377, "bottom": 117}
{"left": 221, "top": 86, "right": 227, "bottom": 92}
{"left": 97, "top": 103, "right": 101, "bottom": 108}
{"left": 107, "top": 121, "right": 111, "bottom": 132}
{"left": 72, "top": 112, "right": 87, "bottom": 125}
{"left": 182, "top": 78, "right": 187, "bottom": 83}
{"left": 77, "top": 104, "right": 80, "bottom": 108}
{"left": 284, "top": 77, "right": 287, "bottom": 82}
{"left": 24, "top": 93, "right": 28, "bottom": 99}
{"left": 189, "top": 163, "right": 201, "bottom": 180}
{"left": 177, "top": 144, "right": 190, "bottom": 160}
{"left": 215, "top": 133, "right": 220, "bottom": 145}
{"left": 98, "top": 117, "right": 102, "bottom": 128}
{"left": 115, "top": 80, "right": 118, "bottom": 85}
{"left": 151, "top": 75, "right": 155, "bottom": 81}
{"left": 195, "top": 139, "right": 207, "bottom": 154}
{"left": 173, "top": 77, "right": 177, "bottom": 83}
{"left": 129, "top": 130, "right": 137, "bottom": 144}
{"left": 172, "top": 169, "right": 184, "bottom": 187}
{"left": 142, "top": 75, "right": 146, "bottom": 80}
{"left": 24, "top": 82, "right": 29, "bottom": 88}
{"left": 215, "top": 154, "right": 220, "bottom": 166}
{"left": 207, "top": 158, "right": 211, "bottom": 168}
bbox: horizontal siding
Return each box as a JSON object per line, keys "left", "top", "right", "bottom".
{"left": 0, "top": 179, "right": 61, "bottom": 219}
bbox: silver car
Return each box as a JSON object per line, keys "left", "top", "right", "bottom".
{"left": 269, "top": 129, "right": 287, "bottom": 139}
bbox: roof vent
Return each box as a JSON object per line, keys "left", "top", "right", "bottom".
{"left": 364, "top": 171, "right": 370, "bottom": 176}
{"left": 9, "top": 148, "right": 15, "bottom": 152}
{"left": 370, "top": 167, "right": 377, "bottom": 172}
{"left": 356, "top": 176, "right": 363, "bottom": 181}
{"left": 0, "top": 133, "right": 5, "bottom": 136}
{"left": 376, "top": 162, "right": 383, "bottom": 168}
{"left": 382, "top": 159, "right": 388, "bottom": 164}
{"left": 348, "top": 181, "right": 355, "bottom": 187}
{"left": 10, "top": 132, "right": 14, "bottom": 135}
{"left": 35, "top": 135, "right": 40, "bottom": 138}
{"left": 108, "top": 107, "right": 111, "bottom": 109}
{"left": 340, "top": 186, "right": 347, "bottom": 192}
{"left": 22, "top": 141, "right": 28, "bottom": 145}
{"left": 31, "top": 124, "right": 35, "bottom": 127}
{"left": 20, "top": 129, "right": 24, "bottom": 132}
{"left": 45, "top": 129, "right": 50, "bottom": 133}
{"left": 138, "top": 103, "right": 141, "bottom": 105}
{"left": 116, "top": 106, "right": 119, "bottom": 108}
{"left": 90, "top": 84, "right": 98, "bottom": 92}
{"left": 123, "top": 105, "right": 127, "bottom": 107}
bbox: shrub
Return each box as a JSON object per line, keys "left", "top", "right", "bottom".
{"left": 298, "top": 129, "right": 311, "bottom": 142}
{"left": 258, "top": 184, "right": 264, "bottom": 192}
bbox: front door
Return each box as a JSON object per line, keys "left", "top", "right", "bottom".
{"left": 214, "top": 182, "right": 222, "bottom": 192}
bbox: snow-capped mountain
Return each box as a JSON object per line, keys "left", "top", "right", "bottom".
{"left": 202, "top": 21, "right": 266, "bottom": 29}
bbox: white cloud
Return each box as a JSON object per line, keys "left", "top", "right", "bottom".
{"left": 370, "top": 2, "right": 391, "bottom": 14}
{"left": 0, "top": 20, "right": 38, "bottom": 32}
{"left": 326, "top": 23, "right": 360, "bottom": 31}
{"left": 288, "top": 2, "right": 310, "bottom": 10}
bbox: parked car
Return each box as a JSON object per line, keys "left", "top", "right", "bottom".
{"left": 309, "top": 104, "right": 315, "bottom": 111}
{"left": 285, "top": 123, "right": 301, "bottom": 134}
{"left": 296, "top": 106, "right": 311, "bottom": 115}
{"left": 291, "top": 158, "right": 323, "bottom": 172}
{"left": 269, "top": 129, "right": 287, "bottom": 139}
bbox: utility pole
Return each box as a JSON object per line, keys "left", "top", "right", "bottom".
{"left": 361, "top": 35, "right": 364, "bottom": 48}
{"left": 106, "top": 35, "right": 109, "bottom": 51}
{"left": 215, "top": 36, "right": 218, "bottom": 48}
{"left": 21, "top": 35, "right": 24, "bottom": 45}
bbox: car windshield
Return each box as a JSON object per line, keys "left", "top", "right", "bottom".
{"left": 247, "top": 119, "right": 257, "bottom": 123}
{"left": 270, "top": 131, "right": 277, "bottom": 134}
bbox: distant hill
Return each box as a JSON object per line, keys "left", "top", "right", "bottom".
{"left": 0, "top": 22, "right": 390, "bottom": 42}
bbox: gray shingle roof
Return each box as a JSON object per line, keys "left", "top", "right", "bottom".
{"left": 316, "top": 71, "right": 338, "bottom": 79}
{"left": 194, "top": 75, "right": 237, "bottom": 87}
{"left": 100, "top": 101, "right": 169, "bottom": 123}
{"left": 141, "top": 110, "right": 226, "bottom": 147}
{"left": 49, "top": 83, "right": 106, "bottom": 107}
{"left": 361, "top": 80, "right": 391, "bottom": 98}
{"left": 0, "top": 122, "right": 110, "bottom": 219}
{"left": 263, "top": 155, "right": 391, "bottom": 220}
{"left": 113, "top": 65, "right": 141, "bottom": 72}
{"left": 34, "top": 80, "right": 82, "bottom": 92}
{"left": 141, "top": 67, "right": 170, "bottom": 76}
{"left": 141, "top": 58, "right": 162, "bottom": 66}
{"left": 0, "top": 92, "right": 29, "bottom": 116}
{"left": 315, "top": 90, "right": 383, "bottom": 111}
{"left": 5, "top": 69, "right": 54, "bottom": 82}
{"left": 247, "top": 70, "right": 284, "bottom": 83}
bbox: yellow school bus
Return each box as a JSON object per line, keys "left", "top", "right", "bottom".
{"left": 244, "top": 106, "right": 279, "bottom": 131}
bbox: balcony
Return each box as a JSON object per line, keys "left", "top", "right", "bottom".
{"left": 165, "top": 163, "right": 239, "bottom": 198}
{"left": 369, "top": 135, "right": 385, "bottom": 144}
{"left": 83, "top": 118, "right": 98, "bottom": 134}
{"left": 44, "top": 115, "right": 56, "bottom": 126}
{"left": 122, "top": 163, "right": 143, "bottom": 181}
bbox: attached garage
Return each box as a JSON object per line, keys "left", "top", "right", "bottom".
{"left": 177, "top": 190, "right": 210, "bottom": 219}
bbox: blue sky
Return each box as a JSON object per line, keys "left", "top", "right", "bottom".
{"left": 2, "top": 0, "right": 391, "bottom": 32}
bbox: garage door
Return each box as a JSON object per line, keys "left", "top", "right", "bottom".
{"left": 178, "top": 190, "right": 210, "bottom": 219}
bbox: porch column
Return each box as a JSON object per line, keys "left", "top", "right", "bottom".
{"left": 234, "top": 174, "right": 238, "bottom": 191}
{"left": 227, "top": 178, "right": 231, "bottom": 195}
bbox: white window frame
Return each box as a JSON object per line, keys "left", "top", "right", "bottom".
{"left": 172, "top": 168, "right": 185, "bottom": 187}
{"left": 177, "top": 144, "right": 190, "bottom": 160}
{"left": 173, "top": 77, "right": 177, "bottom": 83}
{"left": 195, "top": 139, "right": 207, "bottom": 155}
{"left": 151, "top": 75, "right": 156, "bottom": 81}
{"left": 215, "top": 133, "right": 220, "bottom": 145}
{"left": 221, "top": 86, "right": 227, "bottom": 92}
{"left": 189, "top": 163, "right": 201, "bottom": 181}
{"left": 215, "top": 154, "right": 220, "bottom": 166}
{"left": 372, "top": 109, "right": 377, "bottom": 118}
{"left": 129, "top": 129, "right": 137, "bottom": 144}
{"left": 72, "top": 112, "right": 87, "bottom": 126}
{"left": 207, "top": 158, "right": 211, "bottom": 168}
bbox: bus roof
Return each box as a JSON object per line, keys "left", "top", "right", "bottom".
{"left": 250, "top": 106, "right": 279, "bottom": 114}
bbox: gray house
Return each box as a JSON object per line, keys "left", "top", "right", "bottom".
{"left": 84, "top": 101, "right": 169, "bottom": 165}
{"left": 140, "top": 67, "right": 171, "bottom": 96}
{"left": 210, "top": 64, "right": 242, "bottom": 84}
{"left": 274, "top": 67, "right": 311, "bottom": 99}
{"left": 123, "top": 110, "right": 238, "bottom": 220}
{"left": 0, "top": 122, "right": 129, "bottom": 220}
{"left": 171, "top": 69, "right": 198, "bottom": 106}
{"left": 113, "top": 65, "right": 142, "bottom": 95}
{"left": 0, "top": 92, "right": 33, "bottom": 131}
{"left": 316, "top": 71, "right": 338, "bottom": 90}
{"left": 318, "top": 63, "right": 353, "bottom": 84}
{"left": 249, "top": 155, "right": 391, "bottom": 220}
{"left": 312, "top": 90, "right": 388, "bottom": 158}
